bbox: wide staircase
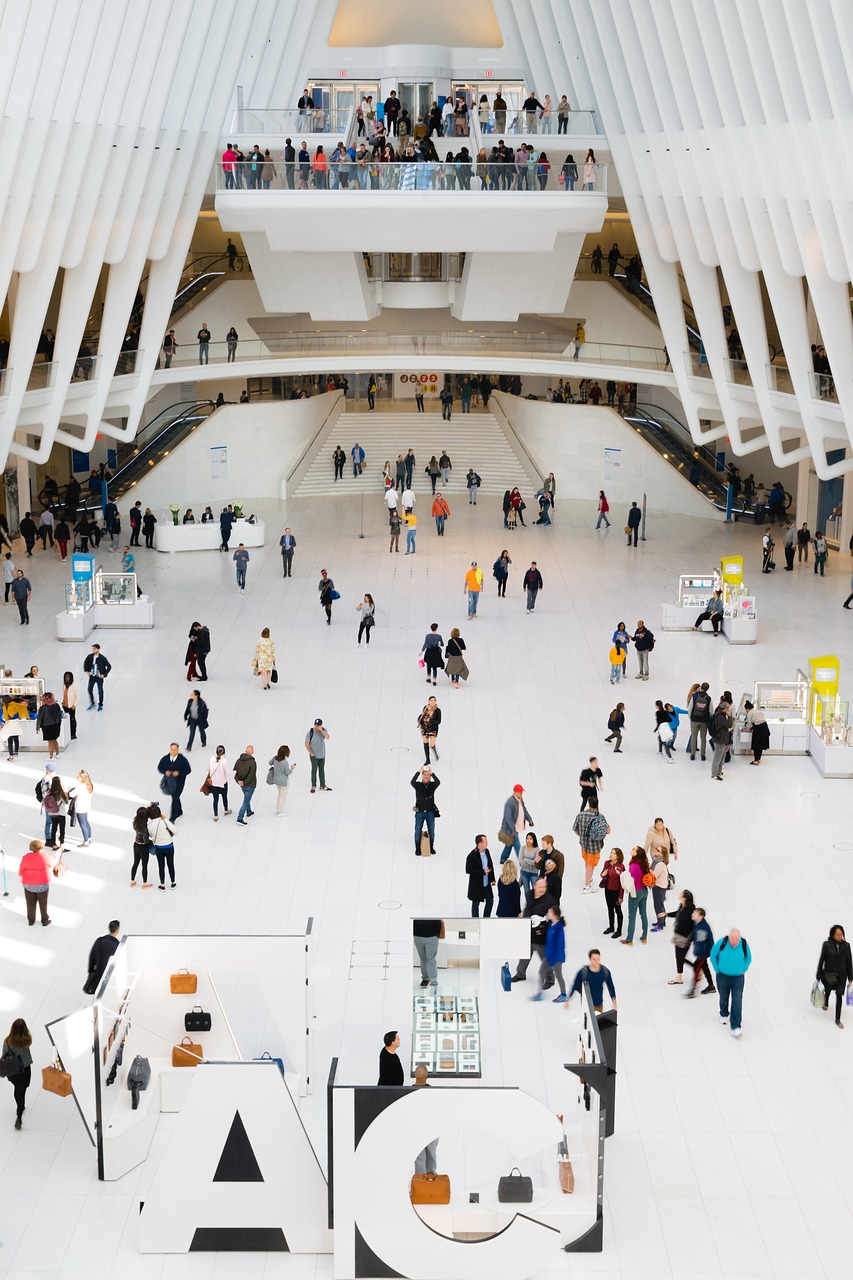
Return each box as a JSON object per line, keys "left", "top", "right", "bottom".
{"left": 290, "top": 408, "right": 540, "bottom": 499}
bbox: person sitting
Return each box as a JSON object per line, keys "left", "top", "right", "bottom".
{"left": 694, "top": 589, "right": 724, "bottom": 635}
{"left": 201, "top": 507, "right": 214, "bottom": 524}
{"left": 183, "top": 509, "right": 195, "bottom": 525}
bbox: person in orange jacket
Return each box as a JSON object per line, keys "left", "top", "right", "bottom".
{"left": 431, "top": 493, "right": 450, "bottom": 536}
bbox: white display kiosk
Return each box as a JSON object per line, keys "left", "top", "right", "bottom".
{"left": 734, "top": 672, "right": 811, "bottom": 755}
{"left": 55, "top": 557, "right": 154, "bottom": 641}
{"left": 661, "top": 568, "right": 757, "bottom": 643}
{"left": 155, "top": 516, "right": 265, "bottom": 553}
{"left": 661, "top": 573, "right": 718, "bottom": 630}
{"left": 0, "top": 675, "right": 71, "bottom": 753}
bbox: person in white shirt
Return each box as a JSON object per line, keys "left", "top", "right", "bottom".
{"left": 385, "top": 488, "right": 398, "bottom": 512}
{"left": 442, "top": 99, "right": 454, "bottom": 136}
{"left": 402, "top": 488, "right": 415, "bottom": 513}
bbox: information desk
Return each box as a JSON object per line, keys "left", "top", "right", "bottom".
{"left": 155, "top": 517, "right": 265, "bottom": 553}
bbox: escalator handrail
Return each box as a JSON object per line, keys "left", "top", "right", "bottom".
{"left": 105, "top": 400, "right": 216, "bottom": 497}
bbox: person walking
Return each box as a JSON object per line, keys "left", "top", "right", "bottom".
{"left": 605, "top": 703, "right": 625, "bottom": 751}
{"left": 10, "top": 569, "right": 31, "bottom": 625}
{"left": 83, "top": 644, "right": 111, "bottom": 711}
{"left": 36, "top": 693, "right": 63, "bottom": 759}
{"left": 493, "top": 549, "right": 511, "bottom": 597}
{"left": 188, "top": 622, "right": 210, "bottom": 681}
{"left": 439, "top": 450, "right": 452, "bottom": 485}
{"left": 156, "top": 743, "right": 191, "bottom": 820}
{"left": 466, "top": 834, "right": 495, "bottom": 917}
{"left": 688, "top": 683, "right": 713, "bottom": 760}
{"left": 813, "top": 530, "right": 828, "bottom": 576}
{"left": 710, "top": 696, "right": 734, "bottom": 781}
{"left": 70, "top": 769, "right": 94, "bottom": 846}
{"left": 183, "top": 689, "right": 209, "bottom": 749}
{"left": 663, "top": 889, "right": 695, "bottom": 981}
{"left": 84, "top": 920, "right": 120, "bottom": 994}
{"left": 626, "top": 501, "right": 641, "bottom": 547}
{"left": 417, "top": 696, "right": 441, "bottom": 765}
{"left": 333, "top": 446, "right": 346, "bottom": 480}
{"left": 743, "top": 700, "right": 771, "bottom": 764}
{"left": 129, "top": 501, "right": 142, "bottom": 547}
{"left": 686, "top": 906, "right": 716, "bottom": 996}
{"left": 568, "top": 949, "right": 617, "bottom": 1012}
{"left": 599, "top": 849, "right": 625, "bottom": 938}
{"left": 207, "top": 745, "right": 231, "bottom": 821}
{"left": 596, "top": 491, "right": 611, "bottom": 529}
{"left": 655, "top": 700, "right": 675, "bottom": 761}
{"left": 411, "top": 765, "right": 440, "bottom": 856}
{"left": 252, "top": 627, "right": 276, "bottom": 689}
{"left": 305, "top": 719, "right": 331, "bottom": 792}
{"left": 233, "top": 746, "right": 257, "bottom": 825}
{"left": 572, "top": 796, "right": 611, "bottom": 892}
{"left": 268, "top": 745, "right": 294, "bottom": 816}
{"left": 318, "top": 569, "right": 336, "bottom": 623}
{"left": 147, "top": 804, "right": 177, "bottom": 890}
{"left": 43, "top": 776, "right": 70, "bottom": 850}
{"left": 55, "top": 517, "right": 70, "bottom": 561}
{"left": 511, "top": 877, "right": 558, "bottom": 986}
{"left": 130, "top": 806, "right": 152, "bottom": 884}
{"left": 445, "top": 628, "right": 469, "bottom": 688}
{"left": 465, "top": 467, "right": 481, "bottom": 502}
{"left": 2, "top": 1020, "right": 33, "bottom": 1129}
{"left": 631, "top": 620, "right": 654, "bottom": 680}
{"left": 533, "top": 907, "right": 567, "bottom": 1002}
{"left": 280, "top": 528, "right": 296, "bottom": 577}
{"left": 426, "top": 455, "right": 439, "bottom": 491}
{"left": 351, "top": 442, "right": 365, "bottom": 477}
{"left": 621, "top": 847, "right": 651, "bottom": 946}
{"left": 404, "top": 510, "right": 417, "bottom": 554}
{"left": 233, "top": 543, "right": 250, "bottom": 592}
{"left": 440, "top": 384, "right": 453, "bottom": 420}
{"left": 523, "top": 561, "right": 543, "bottom": 613}
{"left": 465, "top": 561, "right": 483, "bottom": 617}
{"left": 431, "top": 492, "right": 450, "bottom": 536}
{"left": 579, "top": 757, "right": 603, "bottom": 811}
{"left": 61, "top": 672, "right": 78, "bottom": 742}
{"left": 19, "top": 839, "right": 54, "bottom": 925}
{"left": 499, "top": 784, "right": 534, "bottom": 863}
{"left": 815, "top": 924, "right": 853, "bottom": 1029}
{"left": 413, "top": 919, "right": 442, "bottom": 986}
{"left": 497, "top": 859, "right": 522, "bottom": 917}
{"left": 420, "top": 624, "right": 445, "bottom": 686}
{"left": 710, "top": 927, "right": 752, "bottom": 1037}
{"left": 356, "top": 594, "right": 376, "bottom": 646}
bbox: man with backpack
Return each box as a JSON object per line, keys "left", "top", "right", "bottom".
{"left": 688, "top": 683, "right": 712, "bottom": 760}
{"left": 572, "top": 796, "right": 611, "bottom": 893}
{"left": 710, "top": 696, "right": 733, "bottom": 781}
{"left": 710, "top": 927, "right": 752, "bottom": 1037}
{"left": 466, "top": 468, "right": 481, "bottom": 504}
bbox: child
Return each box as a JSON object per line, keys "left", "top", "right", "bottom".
{"left": 533, "top": 906, "right": 566, "bottom": 1003}
{"left": 609, "top": 644, "right": 626, "bottom": 684}
{"left": 687, "top": 908, "right": 716, "bottom": 996}
{"left": 506, "top": 504, "right": 517, "bottom": 531}
{"left": 605, "top": 703, "right": 625, "bottom": 752}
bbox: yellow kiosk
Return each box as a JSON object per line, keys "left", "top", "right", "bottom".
{"left": 807, "top": 655, "right": 853, "bottom": 776}
{"left": 719, "top": 555, "right": 757, "bottom": 644}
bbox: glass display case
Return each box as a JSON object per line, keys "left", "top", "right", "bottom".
{"left": 0, "top": 675, "right": 44, "bottom": 719}
{"left": 0, "top": 675, "right": 68, "bottom": 753}
{"left": 676, "top": 573, "right": 718, "bottom": 607}
{"left": 65, "top": 577, "right": 95, "bottom": 615}
{"left": 95, "top": 569, "right": 137, "bottom": 605}
{"left": 811, "top": 694, "right": 852, "bottom": 746}
{"left": 734, "top": 670, "right": 811, "bottom": 754}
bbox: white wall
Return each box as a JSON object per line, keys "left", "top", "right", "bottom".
{"left": 567, "top": 279, "right": 663, "bottom": 349}
{"left": 121, "top": 395, "right": 339, "bottom": 512}
{"left": 171, "top": 279, "right": 267, "bottom": 350}
{"left": 494, "top": 393, "right": 717, "bottom": 520}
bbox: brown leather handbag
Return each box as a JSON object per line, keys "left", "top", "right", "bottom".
{"left": 172, "top": 1037, "right": 203, "bottom": 1067}
{"left": 170, "top": 969, "right": 197, "bottom": 994}
{"left": 410, "top": 1172, "right": 451, "bottom": 1204}
{"left": 42, "top": 1060, "right": 73, "bottom": 1097}
{"left": 559, "top": 1159, "right": 575, "bottom": 1193}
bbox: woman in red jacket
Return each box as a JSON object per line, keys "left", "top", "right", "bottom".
{"left": 599, "top": 847, "right": 625, "bottom": 939}
{"left": 596, "top": 490, "right": 611, "bottom": 529}
{"left": 19, "top": 839, "right": 55, "bottom": 926}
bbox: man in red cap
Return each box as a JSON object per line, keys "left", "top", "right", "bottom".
{"left": 498, "top": 784, "right": 534, "bottom": 865}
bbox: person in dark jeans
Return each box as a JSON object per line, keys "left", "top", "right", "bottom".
{"left": 147, "top": 805, "right": 177, "bottom": 889}
{"left": 190, "top": 622, "right": 211, "bottom": 679}
{"left": 626, "top": 501, "right": 642, "bottom": 546}
{"left": 816, "top": 924, "right": 853, "bottom": 1028}
{"left": 2, "top": 1020, "right": 33, "bottom": 1130}
{"left": 156, "top": 744, "right": 192, "bottom": 820}
{"left": 411, "top": 766, "right": 440, "bottom": 856}
{"left": 466, "top": 835, "right": 495, "bottom": 917}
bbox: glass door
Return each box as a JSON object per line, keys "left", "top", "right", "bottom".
{"left": 399, "top": 82, "right": 434, "bottom": 126}
{"left": 453, "top": 81, "right": 525, "bottom": 135}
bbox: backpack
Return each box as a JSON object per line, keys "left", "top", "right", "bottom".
{"left": 718, "top": 937, "right": 748, "bottom": 961}
{"left": 691, "top": 692, "right": 711, "bottom": 722}
{"left": 607, "top": 710, "right": 621, "bottom": 730}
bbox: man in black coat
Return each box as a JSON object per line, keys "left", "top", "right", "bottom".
{"left": 219, "top": 505, "right": 235, "bottom": 552}
{"left": 191, "top": 622, "right": 211, "bottom": 679}
{"left": 511, "top": 878, "right": 557, "bottom": 984}
{"left": 466, "top": 835, "right": 495, "bottom": 917}
{"left": 84, "top": 920, "right": 121, "bottom": 994}
{"left": 157, "top": 743, "right": 192, "bottom": 821}
{"left": 378, "top": 1030, "right": 404, "bottom": 1084}
{"left": 411, "top": 766, "right": 440, "bottom": 856}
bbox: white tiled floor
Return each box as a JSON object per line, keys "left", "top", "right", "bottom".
{"left": 1, "top": 483, "right": 853, "bottom": 1278}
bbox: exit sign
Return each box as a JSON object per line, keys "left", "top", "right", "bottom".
{"left": 338, "top": 69, "right": 348, "bottom": 77}
{"left": 484, "top": 70, "right": 494, "bottom": 77}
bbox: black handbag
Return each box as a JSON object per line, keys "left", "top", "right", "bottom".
{"left": 270, "top": 667, "right": 278, "bottom": 684}
{"left": 127, "top": 1055, "right": 151, "bottom": 1110}
{"left": 184, "top": 1006, "right": 212, "bottom": 1033}
{"left": 160, "top": 776, "right": 176, "bottom": 795}
{"left": 497, "top": 1167, "right": 533, "bottom": 1203}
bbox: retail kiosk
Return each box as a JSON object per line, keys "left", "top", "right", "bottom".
{"left": 661, "top": 558, "right": 757, "bottom": 642}
{"left": 0, "top": 673, "right": 71, "bottom": 752}
{"left": 55, "top": 553, "right": 154, "bottom": 640}
{"left": 734, "top": 670, "right": 811, "bottom": 755}
{"left": 807, "top": 655, "right": 853, "bottom": 777}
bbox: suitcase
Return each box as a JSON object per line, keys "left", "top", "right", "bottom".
{"left": 172, "top": 1037, "right": 203, "bottom": 1067}
{"left": 184, "top": 1006, "right": 212, "bottom": 1033}
{"left": 410, "top": 1172, "right": 451, "bottom": 1204}
{"left": 254, "top": 1051, "right": 285, "bottom": 1076}
{"left": 170, "top": 969, "right": 197, "bottom": 994}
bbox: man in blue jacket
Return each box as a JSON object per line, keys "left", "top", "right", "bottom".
{"left": 710, "top": 927, "right": 752, "bottom": 1037}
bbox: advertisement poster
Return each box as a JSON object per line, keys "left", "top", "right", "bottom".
{"left": 210, "top": 445, "right": 228, "bottom": 481}
{"left": 394, "top": 373, "right": 440, "bottom": 400}
{"left": 603, "top": 447, "right": 621, "bottom": 484}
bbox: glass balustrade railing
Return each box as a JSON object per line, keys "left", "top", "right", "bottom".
{"left": 225, "top": 107, "right": 352, "bottom": 135}
{"left": 766, "top": 364, "right": 794, "bottom": 394}
{"left": 476, "top": 108, "right": 601, "bottom": 136}
{"left": 156, "top": 331, "right": 664, "bottom": 370}
{"left": 217, "top": 158, "right": 607, "bottom": 194}
{"left": 810, "top": 371, "right": 838, "bottom": 403}
{"left": 107, "top": 401, "right": 217, "bottom": 499}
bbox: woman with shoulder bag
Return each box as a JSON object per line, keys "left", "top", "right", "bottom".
{"left": 445, "top": 628, "right": 469, "bottom": 688}
{"left": 70, "top": 769, "right": 94, "bottom": 846}
{"left": 2, "top": 1019, "right": 33, "bottom": 1129}
{"left": 816, "top": 924, "right": 853, "bottom": 1029}
{"left": 621, "top": 847, "right": 650, "bottom": 945}
{"left": 36, "top": 693, "right": 63, "bottom": 760}
{"left": 600, "top": 848, "right": 625, "bottom": 938}
{"left": 417, "top": 697, "right": 441, "bottom": 765}
{"left": 268, "top": 745, "right": 294, "bottom": 815}
{"left": 649, "top": 846, "right": 670, "bottom": 932}
{"left": 356, "top": 594, "right": 376, "bottom": 646}
{"left": 207, "top": 745, "right": 231, "bottom": 821}
{"left": 147, "top": 803, "right": 177, "bottom": 890}
{"left": 44, "top": 777, "right": 69, "bottom": 850}
{"left": 665, "top": 889, "right": 695, "bottom": 984}
{"left": 130, "top": 805, "right": 152, "bottom": 887}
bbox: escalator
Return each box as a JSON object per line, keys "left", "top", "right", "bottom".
{"left": 611, "top": 267, "right": 703, "bottom": 352}
{"left": 99, "top": 400, "right": 217, "bottom": 502}
{"left": 625, "top": 402, "right": 791, "bottom": 517}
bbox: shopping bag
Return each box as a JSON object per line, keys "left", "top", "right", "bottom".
{"left": 810, "top": 981, "right": 825, "bottom": 1009}
{"left": 501, "top": 962, "right": 512, "bottom": 992}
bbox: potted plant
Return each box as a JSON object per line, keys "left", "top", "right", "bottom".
{"left": 169, "top": 504, "right": 180, "bottom": 526}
